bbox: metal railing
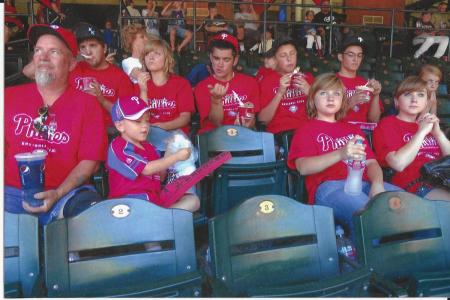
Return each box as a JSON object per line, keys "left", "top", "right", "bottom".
{"left": 8, "top": 0, "right": 450, "bottom": 58}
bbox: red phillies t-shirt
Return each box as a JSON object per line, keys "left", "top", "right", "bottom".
{"left": 70, "top": 61, "right": 134, "bottom": 127}
{"left": 373, "top": 115, "right": 442, "bottom": 193}
{"left": 133, "top": 74, "right": 195, "bottom": 134}
{"left": 107, "top": 137, "right": 168, "bottom": 206}
{"left": 287, "top": 119, "right": 375, "bottom": 204}
{"left": 255, "top": 66, "right": 274, "bottom": 82}
{"left": 259, "top": 71, "right": 314, "bottom": 134}
{"left": 5, "top": 83, "right": 107, "bottom": 189}
{"left": 337, "top": 73, "right": 383, "bottom": 123}
{"left": 195, "top": 72, "right": 260, "bottom": 134}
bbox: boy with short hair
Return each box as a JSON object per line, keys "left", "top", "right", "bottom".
{"left": 107, "top": 95, "right": 200, "bottom": 212}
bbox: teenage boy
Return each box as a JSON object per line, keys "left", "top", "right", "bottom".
{"left": 336, "top": 37, "right": 383, "bottom": 123}
{"left": 194, "top": 32, "right": 260, "bottom": 133}
{"left": 107, "top": 95, "right": 200, "bottom": 212}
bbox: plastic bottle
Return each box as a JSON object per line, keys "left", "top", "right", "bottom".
{"left": 344, "top": 139, "right": 366, "bottom": 196}
{"left": 335, "top": 225, "right": 356, "bottom": 273}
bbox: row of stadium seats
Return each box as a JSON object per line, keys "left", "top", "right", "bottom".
{"left": 5, "top": 192, "right": 450, "bottom": 297}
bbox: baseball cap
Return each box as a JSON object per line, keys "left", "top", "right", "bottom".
{"left": 339, "top": 36, "right": 366, "bottom": 54}
{"left": 28, "top": 24, "right": 78, "bottom": 57}
{"left": 209, "top": 32, "right": 239, "bottom": 53}
{"left": 111, "top": 96, "right": 151, "bottom": 122}
{"left": 73, "top": 23, "right": 104, "bottom": 44}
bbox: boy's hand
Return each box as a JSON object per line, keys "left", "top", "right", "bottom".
{"left": 176, "top": 147, "right": 192, "bottom": 161}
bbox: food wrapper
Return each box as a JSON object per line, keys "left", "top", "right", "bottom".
{"left": 165, "top": 130, "right": 197, "bottom": 179}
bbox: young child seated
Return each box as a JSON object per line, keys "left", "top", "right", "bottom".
{"left": 106, "top": 95, "right": 200, "bottom": 212}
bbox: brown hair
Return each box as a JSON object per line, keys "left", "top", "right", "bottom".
{"left": 419, "top": 64, "right": 443, "bottom": 81}
{"left": 143, "top": 38, "right": 175, "bottom": 74}
{"left": 394, "top": 76, "right": 428, "bottom": 99}
{"left": 121, "top": 23, "right": 147, "bottom": 53}
{"left": 307, "top": 73, "right": 348, "bottom": 120}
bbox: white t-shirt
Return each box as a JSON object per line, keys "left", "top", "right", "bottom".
{"left": 121, "top": 57, "right": 142, "bottom": 84}
{"left": 234, "top": 12, "right": 258, "bottom": 31}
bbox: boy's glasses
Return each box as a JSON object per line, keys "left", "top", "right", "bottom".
{"left": 343, "top": 52, "right": 364, "bottom": 59}
{"left": 33, "top": 106, "right": 49, "bottom": 137}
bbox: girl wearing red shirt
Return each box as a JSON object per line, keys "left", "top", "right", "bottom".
{"left": 373, "top": 76, "right": 450, "bottom": 200}
{"left": 137, "top": 38, "right": 195, "bottom": 134}
{"left": 288, "top": 73, "right": 399, "bottom": 238}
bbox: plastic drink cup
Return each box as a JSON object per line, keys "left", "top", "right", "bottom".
{"left": 82, "top": 77, "right": 95, "bottom": 91}
{"left": 14, "top": 150, "right": 48, "bottom": 207}
{"left": 239, "top": 102, "right": 255, "bottom": 124}
{"left": 356, "top": 85, "right": 373, "bottom": 103}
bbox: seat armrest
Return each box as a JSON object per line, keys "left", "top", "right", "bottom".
{"left": 370, "top": 271, "right": 408, "bottom": 297}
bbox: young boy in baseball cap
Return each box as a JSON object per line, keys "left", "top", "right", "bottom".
{"left": 106, "top": 95, "right": 200, "bottom": 212}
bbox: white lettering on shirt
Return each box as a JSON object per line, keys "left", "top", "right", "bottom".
{"left": 317, "top": 133, "right": 354, "bottom": 152}
{"left": 13, "top": 114, "right": 70, "bottom": 144}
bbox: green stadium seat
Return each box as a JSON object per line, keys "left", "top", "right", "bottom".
{"left": 4, "top": 212, "right": 43, "bottom": 298}
{"left": 353, "top": 191, "right": 450, "bottom": 297}
{"left": 196, "top": 125, "right": 288, "bottom": 216}
{"left": 44, "top": 199, "right": 202, "bottom": 297}
{"left": 208, "top": 195, "right": 403, "bottom": 297}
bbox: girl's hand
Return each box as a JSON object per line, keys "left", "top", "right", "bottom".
{"left": 292, "top": 75, "right": 310, "bottom": 95}
{"left": 341, "top": 135, "right": 366, "bottom": 161}
{"left": 137, "top": 71, "right": 151, "bottom": 90}
{"left": 417, "top": 113, "right": 435, "bottom": 135}
{"left": 278, "top": 74, "right": 291, "bottom": 95}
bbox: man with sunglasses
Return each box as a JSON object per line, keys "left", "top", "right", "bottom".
{"left": 336, "top": 37, "right": 383, "bottom": 123}
{"left": 4, "top": 24, "right": 108, "bottom": 225}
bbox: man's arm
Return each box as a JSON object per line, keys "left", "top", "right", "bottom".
{"left": 23, "top": 160, "right": 99, "bottom": 213}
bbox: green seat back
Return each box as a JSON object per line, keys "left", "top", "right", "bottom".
{"left": 196, "top": 125, "right": 276, "bottom": 165}
{"left": 44, "top": 199, "right": 200, "bottom": 297}
{"left": 353, "top": 191, "right": 450, "bottom": 280}
{"left": 211, "top": 161, "right": 288, "bottom": 215}
{"left": 4, "top": 212, "right": 40, "bottom": 298}
{"left": 209, "top": 195, "right": 339, "bottom": 296}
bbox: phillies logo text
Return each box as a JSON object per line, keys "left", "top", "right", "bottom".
{"left": 14, "top": 114, "right": 70, "bottom": 144}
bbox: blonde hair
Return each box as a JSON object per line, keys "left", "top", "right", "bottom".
{"left": 419, "top": 64, "right": 443, "bottom": 81}
{"left": 394, "top": 76, "right": 428, "bottom": 99}
{"left": 143, "top": 38, "right": 175, "bottom": 74}
{"left": 121, "top": 23, "right": 147, "bottom": 54}
{"left": 307, "top": 73, "right": 348, "bottom": 120}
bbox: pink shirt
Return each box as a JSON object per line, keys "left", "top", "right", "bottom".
{"left": 5, "top": 83, "right": 107, "bottom": 189}
{"left": 195, "top": 72, "right": 260, "bottom": 134}
{"left": 133, "top": 74, "right": 195, "bottom": 134}
{"left": 287, "top": 119, "right": 374, "bottom": 204}
{"left": 70, "top": 61, "right": 134, "bottom": 127}
{"left": 259, "top": 71, "right": 314, "bottom": 134}
{"left": 373, "top": 115, "right": 442, "bottom": 193}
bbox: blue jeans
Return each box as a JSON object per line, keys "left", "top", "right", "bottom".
{"left": 4, "top": 185, "right": 102, "bottom": 225}
{"left": 315, "top": 180, "right": 402, "bottom": 240}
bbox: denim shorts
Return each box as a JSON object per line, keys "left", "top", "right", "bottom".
{"left": 168, "top": 25, "right": 188, "bottom": 38}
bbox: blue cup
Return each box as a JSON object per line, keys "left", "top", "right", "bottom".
{"left": 14, "top": 150, "right": 48, "bottom": 207}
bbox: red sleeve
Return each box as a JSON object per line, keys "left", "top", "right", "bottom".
{"left": 177, "top": 77, "right": 195, "bottom": 113}
{"left": 304, "top": 72, "right": 314, "bottom": 85}
{"left": 259, "top": 74, "right": 276, "bottom": 108}
{"left": 117, "top": 70, "right": 134, "bottom": 98}
{"left": 373, "top": 122, "right": 392, "bottom": 166}
{"left": 79, "top": 94, "right": 108, "bottom": 162}
{"left": 287, "top": 126, "right": 317, "bottom": 170}
{"left": 248, "top": 76, "right": 261, "bottom": 112}
{"left": 194, "top": 80, "right": 211, "bottom": 122}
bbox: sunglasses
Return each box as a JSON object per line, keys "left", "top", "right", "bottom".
{"left": 33, "top": 106, "right": 49, "bottom": 137}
